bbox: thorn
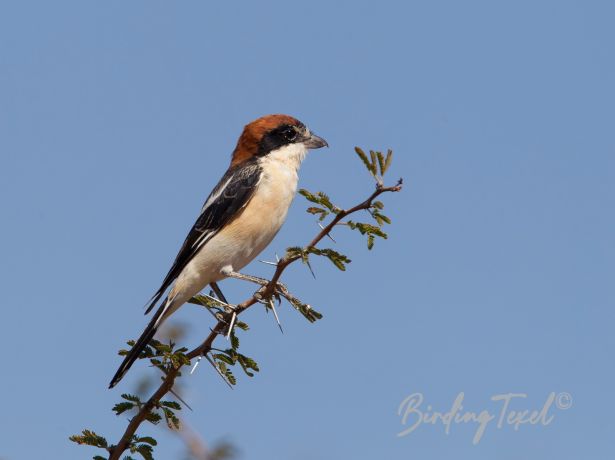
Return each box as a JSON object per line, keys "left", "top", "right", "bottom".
{"left": 259, "top": 252, "right": 281, "bottom": 266}
{"left": 258, "top": 259, "right": 278, "bottom": 266}
{"left": 190, "top": 356, "right": 202, "bottom": 375}
{"left": 226, "top": 311, "right": 237, "bottom": 339}
{"left": 268, "top": 299, "right": 283, "bottom": 334}
{"left": 318, "top": 222, "right": 336, "bottom": 243}
{"left": 204, "top": 354, "right": 233, "bottom": 389}
{"left": 169, "top": 388, "right": 193, "bottom": 412}
{"left": 305, "top": 259, "right": 316, "bottom": 279}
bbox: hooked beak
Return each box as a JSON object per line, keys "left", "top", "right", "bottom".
{"left": 303, "top": 132, "right": 329, "bottom": 149}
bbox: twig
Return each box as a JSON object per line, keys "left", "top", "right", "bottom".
{"left": 107, "top": 180, "right": 402, "bottom": 460}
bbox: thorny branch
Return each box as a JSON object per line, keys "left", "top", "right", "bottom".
{"left": 108, "top": 179, "right": 402, "bottom": 460}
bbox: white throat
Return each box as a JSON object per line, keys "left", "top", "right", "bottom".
{"left": 261, "top": 143, "right": 308, "bottom": 172}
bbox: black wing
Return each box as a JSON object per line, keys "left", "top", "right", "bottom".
{"left": 144, "top": 159, "right": 262, "bottom": 314}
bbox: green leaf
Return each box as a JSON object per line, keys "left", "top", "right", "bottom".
{"left": 378, "top": 212, "right": 391, "bottom": 224}
{"left": 369, "top": 150, "right": 378, "bottom": 175}
{"left": 299, "top": 189, "right": 338, "bottom": 213}
{"left": 235, "top": 320, "right": 250, "bottom": 331}
{"left": 121, "top": 393, "right": 142, "bottom": 404}
{"left": 69, "top": 430, "right": 108, "bottom": 448}
{"left": 300, "top": 248, "right": 310, "bottom": 265}
{"left": 316, "top": 192, "right": 335, "bottom": 212}
{"left": 383, "top": 149, "right": 393, "bottom": 174}
{"left": 160, "top": 400, "right": 181, "bottom": 410}
{"left": 306, "top": 206, "right": 329, "bottom": 221}
{"left": 371, "top": 210, "right": 391, "bottom": 226}
{"left": 298, "top": 188, "right": 318, "bottom": 202}
{"left": 306, "top": 247, "right": 351, "bottom": 271}
{"left": 153, "top": 342, "right": 172, "bottom": 354}
{"left": 285, "top": 246, "right": 305, "bottom": 260}
{"left": 118, "top": 339, "right": 137, "bottom": 356}
{"left": 144, "top": 411, "right": 162, "bottom": 425}
{"left": 214, "top": 353, "right": 234, "bottom": 365}
{"left": 162, "top": 408, "right": 181, "bottom": 430}
{"left": 242, "top": 356, "right": 260, "bottom": 371}
{"left": 237, "top": 353, "right": 260, "bottom": 377}
{"left": 224, "top": 368, "right": 237, "bottom": 385}
{"left": 285, "top": 295, "right": 323, "bottom": 322}
{"left": 135, "top": 436, "right": 157, "bottom": 446}
{"left": 189, "top": 294, "right": 226, "bottom": 309}
{"left": 239, "top": 366, "right": 254, "bottom": 377}
{"left": 377, "top": 150, "right": 385, "bottom": 175}
{"left": 136, "top": 443, "right": 154, "bottom": 460}
{"left": 354, "top": 147, "right": 373, "bottom": 174}
{"left": 230, "top": 332, "right": 240, "bottom": 350}
{"left": 173, "top": 352, "right": 191, "bottom": 366}
{"left": 112, "top": 401, "right": 135, "bottom": 416}
{"left": 307, "top": 206, "right": 329, "bottom": 221}
{"left": 347, "top": 221, "right": 388, "bottom": 238}
{"left": 346, "top": 219, "right": 389, "bottom": 248}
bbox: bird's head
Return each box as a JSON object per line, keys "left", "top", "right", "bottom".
{"left": 231, "top": 114, "right": 328, "bottom": 168}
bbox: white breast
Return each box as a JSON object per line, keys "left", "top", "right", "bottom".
{"left": 170, "top": 143, "right": 308, "bottom": 306}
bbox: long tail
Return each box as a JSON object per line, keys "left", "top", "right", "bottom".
{"left": 109, "top": 298, "right": 170, "bottom": 388}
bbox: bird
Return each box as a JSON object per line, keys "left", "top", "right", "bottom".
{"left": 109, "top": 114, "right": 328, "bottom": 388}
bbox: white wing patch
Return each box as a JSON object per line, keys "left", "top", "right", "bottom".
{"left": 201, "top": 176, "right": 233, "bottom": 213}
{"left": 191, "top": 229, "right": 215, "bottom": 250}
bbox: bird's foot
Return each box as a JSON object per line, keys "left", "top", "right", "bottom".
{"left": 221, "top": 269, "right": 291, "bottom": 333}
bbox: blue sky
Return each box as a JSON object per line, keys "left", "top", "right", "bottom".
{"left": 1, "top": 1, "right": 613, "bottom": 459}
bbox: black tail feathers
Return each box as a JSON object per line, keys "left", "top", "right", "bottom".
{"left": 108, "top": 305, "right": 165, "bottom": 388}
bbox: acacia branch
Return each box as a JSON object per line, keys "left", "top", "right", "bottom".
{"left": 108, "top": 179, "right": 402, "bottom": 460}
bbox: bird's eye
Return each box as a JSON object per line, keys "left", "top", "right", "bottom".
{"left": 282, "top": 127, "right": 297, "bottom": 141}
